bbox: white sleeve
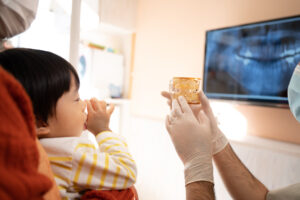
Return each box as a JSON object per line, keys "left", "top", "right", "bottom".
{"left": 71, "top": 131, "right": 137, "bottom": 191}
{"left": 266, "top": 183, "right": 300, "bottom": 200}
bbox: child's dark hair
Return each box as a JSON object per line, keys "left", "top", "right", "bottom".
{"left": 0, "top": 48, "right": 80, "bottom": 124}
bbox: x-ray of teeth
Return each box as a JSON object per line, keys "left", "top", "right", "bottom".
{"left": 203, "top": 16, "right": 300, "bottom": 105}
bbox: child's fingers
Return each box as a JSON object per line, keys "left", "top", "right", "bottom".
{"left": 107, "top": 104, "right": 115, "bottom": 116}
{"left": 98, "top": 100, "right": 107, "bottom": 111}
{"left": 86, "top": 100, "right": 94, "bottom": 114}
{"left": 90, "top": 98, "right": 100, "bottom": 111}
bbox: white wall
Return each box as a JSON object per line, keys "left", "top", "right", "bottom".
{"left": 130, "top": 0, "right": 300, "bottom": 143}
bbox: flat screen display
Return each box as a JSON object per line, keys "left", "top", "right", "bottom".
{"left": 203, "top": 15, "right": 300, "bottom": 106}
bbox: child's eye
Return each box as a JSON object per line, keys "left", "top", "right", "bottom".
{"left": 75, "top": 97, "right": 81, "bottom": 101}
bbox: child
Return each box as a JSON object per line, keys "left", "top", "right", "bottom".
{"left": 0, "top": 48, "right": 137, "bottom": 200}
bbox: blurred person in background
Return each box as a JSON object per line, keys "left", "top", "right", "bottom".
{"left": 0, "top": 0, "right": 38, "bottom": 51}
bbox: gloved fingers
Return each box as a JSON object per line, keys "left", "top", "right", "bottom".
{"left": 199, "top": 91, "right": 212, "bottom": 112}
{"left": 190, "top": 104, "right": 202, "bottom": 110}
{"left": 167, "top": 100, "right": 171, "bottom": 107}
{"left": 161, "top": 91, "right": 171, "bottom": 100}
{"left": 172, "top": 99, "right": 183, "bottom": 117}
{"left": 190, "top": 104, "right": 202, "bottom": 120}
{"left": 161, "top": 91, "right": 172, "bottom": 108}
{"left": 169, "top": 113, "right": 177, "bottom": 124}
{"left": 165, "top": 115, "right": 173, "bottom": 133}
{"left": 177, "top": 96, "right": 193, "bottom": 115}
{"left": 199, "top": 91, "right": 216, "bottom": 121}
{"left": 197, "top": 110, "right": 204, "bottom": 123}
{"left": 198, "top": 110, "right": 210, "bottom": 124}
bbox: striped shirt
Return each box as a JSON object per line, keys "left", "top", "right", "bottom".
{"left": 40, "top": 131, "right": 137, "bottom": 200}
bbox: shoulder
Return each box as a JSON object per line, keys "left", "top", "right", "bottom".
{"left": 39, "top": 136, "right": 81, "bottom": 155}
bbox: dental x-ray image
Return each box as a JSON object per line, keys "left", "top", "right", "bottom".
{"left": 203, "top": 15, "right": 300, "bottom": 105}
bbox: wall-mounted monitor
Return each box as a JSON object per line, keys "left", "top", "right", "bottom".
{"left": 203, "top": 15, "right": 300, "bottom": 107}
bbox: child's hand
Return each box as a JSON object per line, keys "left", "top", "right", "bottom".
{"left": 86, "top": 98, "right": 115, "bottom": 135}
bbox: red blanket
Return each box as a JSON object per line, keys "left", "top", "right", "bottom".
{"left": 0, "top": 67, "right": 52, "bottom": 200}
{"left": 81, "top": 186, "right": 139, "bottom": 200}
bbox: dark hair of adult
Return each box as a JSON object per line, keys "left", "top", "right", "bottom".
{"left": 0, "top": 48, "right": 80, "bottom": 125}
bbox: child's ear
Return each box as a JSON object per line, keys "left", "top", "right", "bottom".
{"left": 36, "top": 120, "right": 50, "bottom": 136}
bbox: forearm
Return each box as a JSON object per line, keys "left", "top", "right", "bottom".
{"left": 213, "top": 144, "right": 268, "bottom": 200}
{"left": 186, "top": 181, "right": 215, "bottom": 200}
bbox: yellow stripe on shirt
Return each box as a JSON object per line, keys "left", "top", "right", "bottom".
{"left": 123, "top": 172, "right": 130, "bottom": 188}
{"left": 49, "top": 156, "right": 72, "bottom": 162}
{"left": 73, "top": 152, "right": 87, "bottom": 187}
{"left": 99, "top": 153, "right": 109, "bottom": 189}
{"left": 86, "top": 153, "right": 98, "bottom": 187}
{"left": 75, "top": 143, "right": 96, "bottom": 151}
{"left": 112, "top": 166, "right": 121, "bottom": 189}
{"left": 98, "top": 137, "right": 128, "bottom": 147}
{"left": 58, "top": 185, "right": 68, "bottom": 190}
{"left": 119, "top": 157, "right": 136, "bottom": 180}
{"left": 104, "top": 143, "right": 123, "bottom": 152}
{"left": 50, "top": 161, "right": 72, "bottom": 171}
{"left": 109, "top": 151, "right": 135, "bottom": 163}
{"left": 54, "top": 173, "right": 70, "bottom": 184}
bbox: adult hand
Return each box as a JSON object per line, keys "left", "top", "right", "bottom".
{"left": 161, "top": 91, "right": 201, "bottom": 117}
{"left": 165, "top": 96, "right": 213, "bottom": 184}
{"left": 86, "top": 98, "right": 115, "bottom": 135}
{"left": 162, "top": 91, "right": 228, "bottom": 155}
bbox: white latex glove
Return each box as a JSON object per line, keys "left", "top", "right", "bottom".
{"left": 162, "top": 91, "right": 228, "bottom": 155}
{"left": 165, "top": 96, "right": 213, "bottom": 184}
{"left": 199, "top": 91, "right": 228, "bottom": 155}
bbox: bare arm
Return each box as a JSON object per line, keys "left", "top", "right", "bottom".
{"left": 213, "top": 144, "right": 268, "bottom": 200}
{"left": 186, "top": 181, "right": 215, "bottom": 200}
